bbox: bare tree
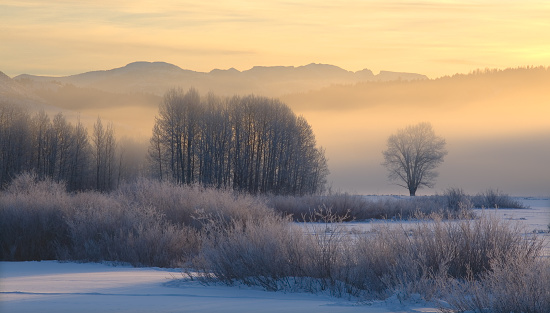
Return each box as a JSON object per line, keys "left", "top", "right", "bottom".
{"left": 382, "top": 122, "right": 447, "bottom": 196}
{"left": 0, "top": 102, "right": 32, "bottom": 186}
{"left": 68, "top": 117, "right": 92, "bottom": 191}
{"left": 92, "top": 117, "right": 117, "bottom": 191}
{"left": 150, "top": 89, "right": 328, "bottom": 195}
{"left": 0, "top": 106, "right": 96, "bottom": 191}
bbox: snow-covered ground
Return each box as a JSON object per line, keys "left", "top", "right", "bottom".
{"left": 488, "top": 197, "right": 550, "bottom": 256}
{"left": 307, "top": 197, "right": 550, "bottom": 255}
{"left": 0, "top": 261, "right": 440, "bottom": 313}
{"left": 1, "top": 197, "right": 548, "bottom": 313}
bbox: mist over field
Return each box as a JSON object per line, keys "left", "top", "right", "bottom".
{"left": 2, "top": 64, "right": 548, "bottom": 196}
{"left": 283, "top": 67, "right": 550, "bottom": 195}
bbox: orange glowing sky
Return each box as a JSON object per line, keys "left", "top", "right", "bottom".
{"left": 2, "top": 0, "right": 550, "bottom": 77}
{"left": 2, "top": 0, "right": 550, "bottom": 196}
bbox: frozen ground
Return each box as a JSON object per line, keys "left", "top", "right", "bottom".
{"left": 1, "top": 197, "right": 548, "bottom": 313}
{"left": 310, "top": 197, "right": 550, "bottom": 255}
{"left": 491, "top": 197, "right": 550, "bottom": 256}
{"left": 0, "top": 261, "right": 439, "bottom": 313}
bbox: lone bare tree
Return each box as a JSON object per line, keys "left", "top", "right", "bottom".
{"left": 382, "top": 122, "right": 447, "bottom": 196}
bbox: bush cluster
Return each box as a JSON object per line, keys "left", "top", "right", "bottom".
{"left": 443, "top": 257, "right": 550, "bottom": 313}
{"left": 0, "top": 174, "right": 270, "bottom": 267}
{"left": 192, "top": 210, "right": 544, "bottom": 301}
{"left": 266, "top": 188, "right": 524, "bottom": 223}
{"left": 1, "top": 174, "right": 544, "bottom": 311}
{"left": 266, "top": 192, "right": 475, "bottom": 221}
{"left": 470, "top": 188, "right": 527, "bottom": 209}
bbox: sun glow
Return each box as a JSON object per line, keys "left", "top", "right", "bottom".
{"left": 2, "top": 1, "right": 550, "bottom": 77}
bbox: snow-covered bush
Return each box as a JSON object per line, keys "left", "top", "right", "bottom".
{"left": 0, "top": 174, "right": 275, "bottom": 267}
{"left": 266, "top": 193, "right": 451, "bottom": 221}
{"left": 65, "top": 191, "right": 198, "bottom": 267}
{"left": 193, "top": 208, "right": 359, "bottom": 296}
{"left": 471, "top": 188, "right": 526, "bottom": 209}
{"left": 2, "top": 174, "right": 546, "bottom": 305}
{"left": 442, "top": 257, "right": 550, "bottom": 313}
{"left": 193, "top": 210, "right": 544, "bottom": 301}
{"left": 443, "top": 187, "right": 473, "bottom": 212}
{"left": 0, "top": 173, "right": 70, "bottom": 261}
{"left": 193, "top": 213, "right": 298, "bottom": 291}
{"left": 266, "top": 193, "right": 363, "bottom": 221}
{"left": 377, "top": 213, "right": 542, "bottom": 301}
{"left": 117, "top": 178, "right": 271, "bottom": 228}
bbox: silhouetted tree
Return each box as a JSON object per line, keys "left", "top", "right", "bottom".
{"left": 0, "top": 102, "right": 33, "bottom": 186}
{"left": 150, "top": 88, "right": 328, "bottom": 195}
{"left": 92, "top": 117, "right": 117, "bottom": 191}
{"left": 382, "top": 122, "right": 447, "bottom": 196}
{"left": 67, "top": 117, "right": 92, "bottom": 191}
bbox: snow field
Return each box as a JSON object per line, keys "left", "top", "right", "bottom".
{"left": 0, "top": 261, "right": 440, "bottom": 313}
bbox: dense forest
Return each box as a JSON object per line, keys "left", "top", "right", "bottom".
{"left": 0, "top": 89, "right": 328, "bottom": 195}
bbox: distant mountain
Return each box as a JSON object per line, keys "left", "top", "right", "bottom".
{"left": 0, "top": 71, "right": 45, "bottom": 107}
{"left": 281, "top": 66, "right": 550, "bottom": 111}
{"left": 13, "top": 62, "right": 428, "bottom": 97}
{"left": 1, "top": 62, "right": 428, "bottom": 138}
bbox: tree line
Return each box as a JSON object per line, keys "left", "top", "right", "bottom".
{"left": 149, "top": 88, "right": 328, "bottom": 195}
{"left": 1, "top": 89, "right": 329, "bottom": 195}
{"left": 0, "top": 102, "right": 118, "bottom": 191}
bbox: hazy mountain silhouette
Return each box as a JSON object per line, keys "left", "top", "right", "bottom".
{"left": 0, "top": 71, "right": 46, "bottom": 108}
{"left": 282, "top": 66, "right": 550, "bottom": 111}
{"left": 13, "top": 62, "right": 427, "bottom": 97}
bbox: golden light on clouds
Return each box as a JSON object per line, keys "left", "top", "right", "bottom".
{"left": 2, "top": 0, "right": 550, "bottom": 77}
{"left": 2, "top": 1, "right": 550, "bottom": 196}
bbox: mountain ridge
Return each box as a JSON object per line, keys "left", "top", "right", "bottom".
{"left": 12, "top": 61, "right": 427, "bottom": 97}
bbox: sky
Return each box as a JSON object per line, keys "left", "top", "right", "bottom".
{"left": 2, "top": 0, "right": 549, "bottom": 197}
{"left": 2, "top": 0, "right": 550, "bottom": 78}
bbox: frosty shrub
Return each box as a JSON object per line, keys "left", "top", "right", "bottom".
{"left": 192, "top": 208, "right": 358, "bottom": 296}
{"left": 336, "top": 212, "right": 542, "bottom": 301}
{"left": 66, "top": 191, "right": 199, "bottom": 267}
{"left": 0, "top": 174, "right": 200, "bottom": 266}
{"left": 192, "top": 213, "right": 300, "bottom": 291}
{"left": 266, "top": 193, "right": 454, "bottom": 221}
{"left": 193, "top": 210, "right": 544, "bottom": 302}
{"left": 471, "top": 188, "right": 526, "bottom": 209}
{"left": 0, "top": 174, "right": 275, "bottom": 267}
{"left": 442, "top": 257, "right": 550, "bottom": 313}
{"left": 443, "top": 187, "right": 473, "bottom": 212}
{"left": 2, "top": 173, "right": 546, "bottom": 305}
{"left": 117, "top": 178, "right": 272, "bottom": 229}
{"left": 266, "top": 193, "right": 365, "bottom": 221}
{"left": 370, "top": 212, "right": 543, "bottom": 300}
{"left": 0, "top": 173, "right": 70, "bottom": 261}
